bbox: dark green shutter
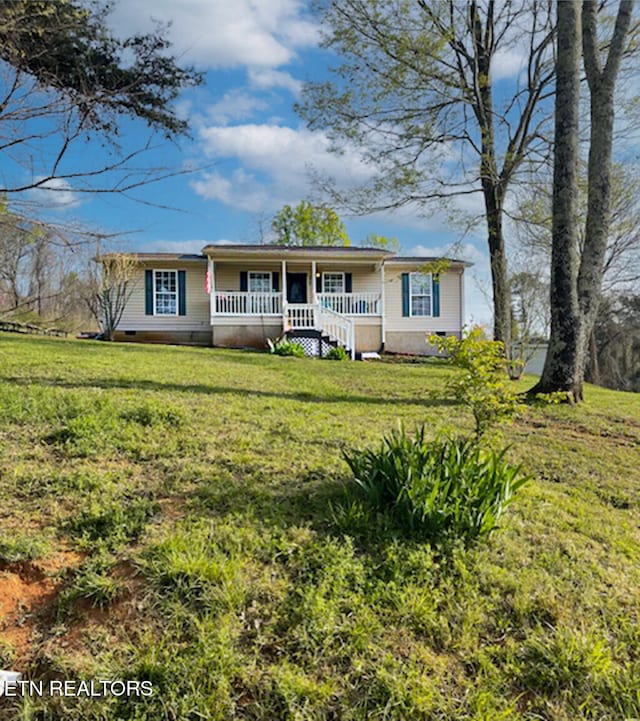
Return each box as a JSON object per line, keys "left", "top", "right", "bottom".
{"left": 240, "top": 271, "right": 248, "bottom": 291}
{"left": 345, "top": 273, "right": 352, "bottom": 293}
{"left": 178, "top": 271, "right": 186, "bottom": 316}
{"left": 401, "top": 273, "right": 410, "bottom": 317}
{"left": 432, "top": 275, "right": 440, "bottom": 317}
{"left": 145, "top": 270, "right": 153, "bottom": 315}
{"left": 272, "top": 272, "right": 279, "bottom": 292}
{"left": 316, "top": 274, "right": 322, "bottom": 293}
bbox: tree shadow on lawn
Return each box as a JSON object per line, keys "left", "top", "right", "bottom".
{"left": 6, "top": 376, "right": 457, "bottom": 409}
{"left": 192, "top": 465, "right": 362, "bottom": 533}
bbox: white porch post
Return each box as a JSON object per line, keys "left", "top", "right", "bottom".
{"left": 281, "top": 259, "right": 287, "bottom": 330}
{"left": 380, "top": 261, "right": 386, "bottom": 346}
{"left": 311, "top": 260, "right": 317, "bottom": 304}
{"left": 208, "top": 257, "right": 216, "bottom": 320}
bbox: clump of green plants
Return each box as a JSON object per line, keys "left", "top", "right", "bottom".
{"left": 429, "top": 327, "right": 521, "bottom": 438}
{"left": 64, "top": 493, "right": 158, "bottom": 550}
{"left": 343, "top": 425, "right": 529, "bottom": 544}
{"left": 121, "top": 401, "right": 185, "bottom": 428}
{"left": 324, "top": 345, "right": 349, "bottom": 361}
{"left": 0, "top": 639, "right": 16, "bottom": 667}
{"left": 57, "top": 555, "right": 124, "bottom": 615}
{"left": 0, "top": 531, "right": 50, "bottom": 563}
{"left": 267, "top": 337, "right": 305, "bottom": 357}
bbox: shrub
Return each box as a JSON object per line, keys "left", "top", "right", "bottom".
{"left": 343, "top": 425, "right": 529, "bottom": 544}
{"left": 429, "top": 327, "right": 521, "bottom": 438}
{"left": 324, "top": 345, "right": 349, "bottom": 361}
{"left": 267, "top": 338, "right": 305, "bottom": 357}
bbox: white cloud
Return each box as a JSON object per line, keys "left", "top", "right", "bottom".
{"left": 29, "top": 178, "right": 81, "bottom": 209}
{"left": 109, "top": 0, "right": 319, "bottom": 70}
{"left": 248, "top": 68, "right": 302, "bottom": 95}
{"left": 492, "top": 48, "right": 527, "bottom": 81}
{"left": 150, "top": 239, "right": 207, "bottom": 254}
{"left": 206, "top": 90, "right": 268, "bottom": 125}
{"left": 192, "top": 123, "right": 375, "bottom": 212}
{"left": 192, "top": 168, "right": 272, "bottom": 213}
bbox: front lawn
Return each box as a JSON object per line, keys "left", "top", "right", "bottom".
{"left": 0, "top": 335, "right": 638, "bottom": 720}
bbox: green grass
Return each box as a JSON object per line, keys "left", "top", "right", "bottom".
{"left": 0, "top": 334, "right": 638, "bottom": 721}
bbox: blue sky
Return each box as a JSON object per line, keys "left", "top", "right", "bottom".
{"left": 10, "top": 0, "right": 497, "bottom": 325}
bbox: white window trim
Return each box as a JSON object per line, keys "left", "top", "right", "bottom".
{"left": 248, "top": 270, "right": 273, "bottom": 293}
{"left": 322, "top": 271, "right": 345, "bottom": 294}
{"left": 153, "top": 269, "right": 178, "bottom": 317}
{"left": 409, "top": 272, "right": 432, "bottom": 318}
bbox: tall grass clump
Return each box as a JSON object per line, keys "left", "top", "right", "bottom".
{"left": 343, "top": 425, "right": 529, "bottom": 545}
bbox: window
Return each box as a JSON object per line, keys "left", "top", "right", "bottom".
{"left": 154, "top": 270, "right": 177, "bottom": 315}
{"left": 410, "top": 272, "right": 432, "bottom": 317}
{"left": 248, "top": 271, "right": 272, "bottom": 293}
{"left": 322, "top": 272, "right": 345, "bottom": 294}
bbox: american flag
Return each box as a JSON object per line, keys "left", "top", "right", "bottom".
{"left": 205, "top": 267, "right": 211, "bottom": 294}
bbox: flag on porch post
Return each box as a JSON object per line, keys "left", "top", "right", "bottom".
{"left": 205, "top": 267, "right": 211, "bottom": 294}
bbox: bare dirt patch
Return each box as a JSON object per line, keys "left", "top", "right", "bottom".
{"left": 0, "top": 550, "right": 84, "bottom": 661}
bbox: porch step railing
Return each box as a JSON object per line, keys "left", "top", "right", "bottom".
{"left": 285, "top": 303, "right": 316, "bottom": 329}
{"left": 285, "top": 303, "right": 355, "bottom": 359}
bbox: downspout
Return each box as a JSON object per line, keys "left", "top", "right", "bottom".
{"left": 459, "top": 267, "right": 465, "bottom": 338}
{"left": 379, "top": 261, "right": 386, "bottom": 352}
{"left": 208, "top": 256, "right": 215, "bottom": 346}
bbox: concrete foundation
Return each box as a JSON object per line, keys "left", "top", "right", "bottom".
{"left": 212, "top": 323, "right": 283, "bottom": 350}
{"left": 113, "top": 330, "right": 212, "bottom": 346}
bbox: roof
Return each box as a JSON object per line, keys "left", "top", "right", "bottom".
{"left": 388, "top": 256, "right": 473, "bottom": 268}
{"left": 100, "top": 247, "right": 472, "bottom": 268}
{"left": 202, "top": 244, "right": 393, "bottom": 259}
{"left": 99, "top": 252, "right": 206, "bottom": 262}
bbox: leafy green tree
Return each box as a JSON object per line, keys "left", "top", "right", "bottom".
{"left": 362, "top": 234, "right": 399, "bottom": 252}
{"left": 0, "top": 0, "right": 201, "bottom": 196}
{"left": 271, "top": 201, "right": 350, "bottom": 246}
{"left": 299, "top": 1, "right": 557, "bottom": 349}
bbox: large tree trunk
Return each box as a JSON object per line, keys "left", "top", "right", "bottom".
{"left": 469, "top": 1, "right": 511, "bottom": 350}
{"left": 576, "top": 0, "right": 633, "bottom": 374}
{"left": 531, "top": 0, "right": 632, "bottom": 403}
{"left": 484, "top": 187, "right": 510, "bottom": 349}
{"left": 587, "top": 327, "right": 601, "bottom": 385}
{"left": 531, "top": 0, "right": 584, "bottom": 401}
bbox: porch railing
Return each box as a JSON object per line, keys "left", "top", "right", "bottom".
{"left": 317, "top": 292, "right": 381, "bottom": 315}
{"left": 215, "top": 292, "right": 281, "bottom": 316}
{"left": 285, "top": 303, "right": 355, "bottom": 360}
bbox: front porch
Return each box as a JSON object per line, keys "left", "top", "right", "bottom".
{"left": 206, "top": 250, "right": 387, "bottom": 357}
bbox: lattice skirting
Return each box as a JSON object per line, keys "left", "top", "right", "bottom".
{"left": 286, "top": 331, "right": 335, "bottom": 358}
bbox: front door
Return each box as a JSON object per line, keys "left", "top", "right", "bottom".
{"left": 286, "top": 273, "right": 307, "bottom": 304}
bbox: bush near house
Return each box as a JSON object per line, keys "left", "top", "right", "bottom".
{"left": 0, "top": 334, "right": 638, "bottom": 721}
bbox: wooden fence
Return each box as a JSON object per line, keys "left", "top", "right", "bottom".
{"left": 0, "top": 319, "right": 67, "bottom": 338}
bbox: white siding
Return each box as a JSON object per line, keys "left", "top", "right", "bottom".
{"left": 384, "top": 266, "right": 463, "bottom": 334}
{"left": 118, "top": 262, "right": 209, "bottom": 332}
